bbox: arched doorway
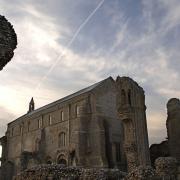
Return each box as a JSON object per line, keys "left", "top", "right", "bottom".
{"left": 57, "top": 155, "right": 67, "bottom": 166}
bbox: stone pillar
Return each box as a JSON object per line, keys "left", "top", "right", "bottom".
{"left": 167, "top": 98, "right": 180, "bottom": 164}
{"left": 116, "top": 76, "right": 151, "bottom": 172}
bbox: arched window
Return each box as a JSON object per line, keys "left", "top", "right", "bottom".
{"left": 59, "top": 132, "right": 66, "bottom": 147}
{"left": 128, "top": 89, "right": 132, "bottom": 106}
{"left": 121, "top": 89, "right": 126, "bottom": 105}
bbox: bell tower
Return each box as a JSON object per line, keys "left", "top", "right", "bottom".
{"left": 28, "top": 97, "right": 35, "bottom": 113}
{"left": 116, "top": 76, "right": 151, "bottom": 171}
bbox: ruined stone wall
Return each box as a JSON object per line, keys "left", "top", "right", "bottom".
{"left": 116, "top": 76, "right": 151, "bottom": 172}
{"left": 167, "top": 98, "right": 180, "bottom": 163}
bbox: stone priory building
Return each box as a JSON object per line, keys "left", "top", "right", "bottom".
{"left": 0, "top": 76, "right": 151, "bottom": 179}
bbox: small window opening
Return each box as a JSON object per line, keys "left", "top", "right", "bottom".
{"left": 76, "top": 105, "right": 80, "bottom": 116}
{"left": 61, "top": 111, "right": 64, "bottom": 121}
{"left": 49, "top": 115, "right": 52, "bottom": 125}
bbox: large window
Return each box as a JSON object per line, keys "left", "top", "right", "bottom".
{"left": 59, "top": 132, "right": 66, "bottom": 147}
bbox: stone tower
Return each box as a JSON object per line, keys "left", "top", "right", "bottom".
{"left": 116, "top": 76, "right": 151, "bottom": 171}
{"left": 166, "top": 98, "right": 180, "bottom": 164}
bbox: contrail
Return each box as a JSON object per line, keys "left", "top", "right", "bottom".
{"left": 34, "top": 0, "right": 105, "bottom": 93}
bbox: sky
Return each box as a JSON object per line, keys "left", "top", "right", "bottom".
{"left": 0, "top": 0, "right": 180, "bottom": 146}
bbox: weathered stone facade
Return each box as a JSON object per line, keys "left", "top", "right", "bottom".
{"left": 166, "top": 98, "right": 180, "bottom": 164}
{"left": 0, "top": 77, "right": 132, "bottom": 180}
{"left": 0, "top": 15, "right": 17, "bottom": 70}
{"left": 116, "top": 77, "right": 151, "bottom": 171}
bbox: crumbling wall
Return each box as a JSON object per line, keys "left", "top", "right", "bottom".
{"left": 116, "top": 76, "right": 151, "bottom": 172}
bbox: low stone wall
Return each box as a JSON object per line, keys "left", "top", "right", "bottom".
{"left": 13, "top": 165, "right": 127, "bottom": 180}
{"left": 124, "top": 166, "right": 157, "bottom": 180}
{"left": 13, "top": 157, "right": 179, "bottom": 180}
{"left": 155, "top": 157, "right": 178, "bottom": 180}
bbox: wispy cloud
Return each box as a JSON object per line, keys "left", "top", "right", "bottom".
{"left": 0, "top": 0, "right": 180, "bottom": 144}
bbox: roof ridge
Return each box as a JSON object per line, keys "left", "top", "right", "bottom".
{"left": 8, "top": 76, "right": 112, "bottom": 125}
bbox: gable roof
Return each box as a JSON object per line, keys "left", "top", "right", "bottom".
{"left": 8, "top": 76, "right": 114, "bottom": 125}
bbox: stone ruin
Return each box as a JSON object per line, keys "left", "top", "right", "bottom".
{"left": 13, "top": 160, "right": 179, "bottom": 180}
{"left": 12, "top": 80, "right": 180, "bottom": 180}
{"left": 116, "top": 77, "right": 151, "bottom": 171}
{"left": 0, "top": 15, "right": 17, "bottom": 70}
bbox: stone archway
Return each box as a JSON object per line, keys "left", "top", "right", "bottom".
{"left": 57, "top": 155, "right": 67, "bottom": 166}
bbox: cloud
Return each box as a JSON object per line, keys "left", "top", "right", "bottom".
{"left": 0, "top": 0, "right": 179, "bottom": 145}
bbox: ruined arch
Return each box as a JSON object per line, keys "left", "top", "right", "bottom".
{"left": 57, "top": 154, "right": 67, "bottom": 166}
